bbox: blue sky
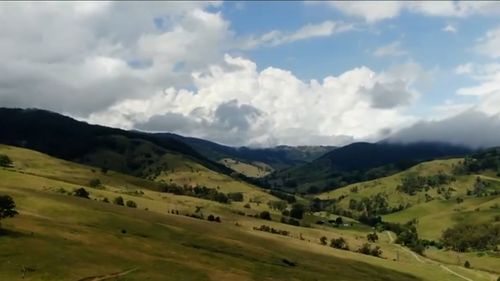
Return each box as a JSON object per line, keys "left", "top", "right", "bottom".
{"left": 1, "top": 2, "right": 500, "bottom": 147}
{"left": 221, "top": 1, "right": 495, "bottom": 116}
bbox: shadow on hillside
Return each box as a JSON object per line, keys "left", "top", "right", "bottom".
{"left": 0, "top": 228, "right": 29, "bottom": 238}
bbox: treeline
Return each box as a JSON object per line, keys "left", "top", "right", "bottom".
{"left": 466, "top": 177, "right": 499, "bottom": 197}
{"left": 397, "top": 172, "right": 455, "bottom": 195}
{"left": 454, "top": 147, "right": 500, "bottom": 175}
{"left": 441, "top": 223, "right": 500, "bottom": 252}
{"left": 158, "top": 183, "right": 244, "bottom": 204}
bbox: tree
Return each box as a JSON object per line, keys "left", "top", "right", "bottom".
{"left": 89, "top": 178, "right": 102, "bottom": 188}
{"left": 320, "top": 236, "right": 328, "bottom": 245}
{"left": 73, "top": 188, "right": 90, "bottom": 199}
{"left": 126, "top": 200, "right": 137, "bottom": 208}
{"left": 259, "top": 211, "right": 271, "bottom": 220}
{"left": 228, "top": 192, "right": 244, "bottom": 202}
{"left": 0, "top": 195, "right": 18, "bottom": 227}
{"left": 290, "top": 203, "right": 305, "bottom": 220}
{"left": 0, "top": 154, "right": 12, "bottom": 167}
{"left": 330, "top": 237, "right": 349, "bottom": 250}
{"left": 367, "top": 232, "right": 379, "bottom": 242}
{"left": 114, "top": 196, "right": 124, "bottom": 206}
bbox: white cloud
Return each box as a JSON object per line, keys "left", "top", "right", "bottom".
{"left": 455, "top": 63, "right": 473, "bottom": 75}
{"left": 324, "top": 1, "right": 500, "bottom": 22}
{"left": 88, "top": 55, "right": 420, "bottom": 146}
{"left": 474, "top": 26, "right": 500, "bottom": 59}
{"left": 442, "top": 24, "right": 457, "bottom": 33}
{"left": 388, "top": 110, "right": 500, "bottom": 148}
{"left": 0, "top": 2, "right": 231, "bottom": 115}
{"left": 373, "top": 41, "right": 408, "bottom": 57}
{"left": 240, "top": 20, "right": 353, "bottom": 49}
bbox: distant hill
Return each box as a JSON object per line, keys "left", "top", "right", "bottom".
{"left": 267, "top": 142, "right": 472, "bottom": 193}
{"left": 0, "top": 108, "right": 232, "bottom": 178}
{"left": 156, "top": 133, "right": 336, "bottom": 170}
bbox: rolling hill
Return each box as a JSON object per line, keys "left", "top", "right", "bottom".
{"left": 267, "top": 142, "right": 471, "bottom": 193}
{"left": 158, "top": 133, "right": 336, "bottom": 171}
{"left": 0, "top": 108, "right": 236, "bottom": 179}
{"left": 1, "top": 144, "right": 497, "bottom": 281}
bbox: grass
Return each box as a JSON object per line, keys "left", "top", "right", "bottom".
{"left": 0, "top": 145, "right": 498, "bottom": 281}
{"left": 219, "top": 158, "right": 272, "bottom": 178}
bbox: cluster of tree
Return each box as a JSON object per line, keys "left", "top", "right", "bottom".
{"left": 158, "top": 183, "right": 232, "bottom": 204}
{"left": 380, "top": 219, "right": 426, "bottom": 254}
{"left": 88, "top": 178, "right": 103, "bottom": 188}
{"left": 0, "top": 154, "right": 12, "bottom": 167}
{"left": 357, "top": 243, "right": 383, "bottom": 257}
{"left": 441, "top": 222, "right": 500, "bottom": 252}
{"left": 269, "top": 190, "right": 296, "bottom": 203}
{"left": 227, "top": 192, "right": 244, "bottom": 202}
{"left": 347, "top": 194, "right": 401, "bottom": 216}
{"left": 466, "top": 177, "right": 499, "bottom": 197}
{"left": 253, "top": 225, "right": 289, "bottom": 236}
{"left": 73, "top": 188, "right": 90, "bottom": 199}
{"left": 397, "top": 172, "right": 455, "bottom": 195}
{"left": 110, "top": 196, "right": 137, "bottom": 208}
{"left": 367, "top": 232, "right": 379, "bottom": 242}
{"left": 259, "top": 211, "right": 271, "bottom": 220}
{"left": 455, "top": 148, "right": 500, "bottom": 175}
{"left": 330, "top": 237, "right": 349, "bottom": 250}
{"left": 207, "top": 214, "right": 221, "bottom": 222}
{"left": 0, "top": 195, "right": 18, "bottom": 230}
{"left": 280, "top": 216, "right": 300, "bottom": 226}
{"left": 267, "top": 200, "right": 287, "bottom": 212}
{"left": 309, "top": 198, "right": 336, "bottom": 213}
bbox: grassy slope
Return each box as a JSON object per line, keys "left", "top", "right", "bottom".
{"left": 319, "top": 159, "right": 500, "bottom": 237}
{"left": 219, "top": 158, "right": 272, "bottom": 178}
{"left": 318, "top": 158, "right": 500, "bottom": 275}
{"left": 0, "top": 146, "right": 497, "bottom": 280}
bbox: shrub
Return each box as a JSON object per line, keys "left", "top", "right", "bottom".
{"left": 320, "top": 236, "right": 328, "bottom": 245}
{"left": 358, "top": 243, "right": 382, "bottom": 257}
{"left": 73, "top": 188, "right": 90, "bottom": 199}
{"left": 215, "top": 216, "right": 221, "bottom": 223}
{"left": 464, "top": 261, "right": 470, "bottom": 268}
{"left": 0, "top": 154, "right": 12, "bottom": 167}
{"left": 114, "top": 196, "right": 124, "bottom": 206}
{"left": 243, "top": 203, "right": 251, "bottom": 209}
{"left": 88, "top": 179, "right": 102, "bottom": 188}
{"left": 330, "top": 237, "right": 349, "bottom": 250}
{"left": 228, "top": 192, "right": 244, "bottom": 202}
{"left": 367, "top": 232, "right": 379, "bottom": 242}
{"left": 102, "top": 197, "right": 109, "bottom": 203}
{"left": 259, "top": 211, "right": 271, "bottom": 220}
{"left": 126, "top": 200, "right": 137, "bottom": 208}
{"left": 207, "top": 214, "right": 215, "bottom": 221}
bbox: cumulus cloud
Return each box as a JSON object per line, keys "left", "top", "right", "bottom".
{"left": 474, "top": 26, "right": 500, "bottom": 59}
{"left": 0, "top": 2, "right": 231, "bottom": 115}
{"left": 88, "top": 55, "right": 420, "bottom": 146}
{"left": 240, "top": 20, "right": 353, "bottom": 49}
{"left": 373, "top": 41, "right": 408, "bottom": 57}
{"left": 442, "top": 24, "right": 457, "bottom": 33}
{"left": 323, "top": 1, "right": 500, "bottom": 23}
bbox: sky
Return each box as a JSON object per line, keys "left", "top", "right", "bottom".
{"left": 1, "top": 1, "right": 500, "bottom": 148}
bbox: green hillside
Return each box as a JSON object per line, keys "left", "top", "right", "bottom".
{"left": 0, "top": 145, "right": 498, "bottom": 280}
